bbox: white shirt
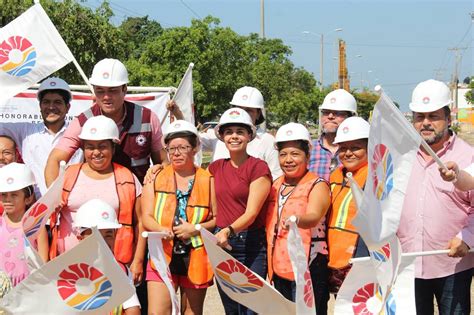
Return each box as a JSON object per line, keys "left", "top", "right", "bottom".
{"left": 0, "top": 122, "right": 83, "bottom": 198}
{"left": 200, "top": 128, "right": 282, "bottom": 180}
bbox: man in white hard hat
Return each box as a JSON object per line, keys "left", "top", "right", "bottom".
{"left": 0, "top": 77, "right": 83, "bottom": 198}
{"left": 397, "top": 79, "right": 474, "bottom": 314}
{"left": 200, "top": 86, "right": 282, "bottom": 179}
{"left": 308, "top": 89, "right": 357, "bottom": 181}
{"left": 45, "top": 59, "right": 166, "bottom": 185}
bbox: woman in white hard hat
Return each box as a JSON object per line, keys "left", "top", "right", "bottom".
{"left": 75, "top": 199, "right": 141, "bottom": 315}
{"left": 209, "top": 107, "right": 272, "bottom": 315}
{"left": 49, "top": 115, "right": 146, "bottom": 286}
{"left": 326, "top": 116, "right": 370, "bottom": 294}
{"left": 142, "top": 120, "right": 216, "bottom": 315}
{"left": 0, "top": 163, "right": 48, "bottom": 287}
{"left": 200, "top": 86, "right": 282, "bottom": 180}
{"left": 266, "top": 123, "right": 331, "bottom": 314}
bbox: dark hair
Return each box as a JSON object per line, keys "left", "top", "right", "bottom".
{"left": 442, "top": 106, "right": 451, "bottom": 119}
{"left": 219, "top": 123, "right": 253, "bottom": 137}
{"left": 276, "top": 140, "right": 310, "bottom": 156}
{"left": 165, "top": 131, "right": 198, "bottom": 148}
{"left": 0, "top": 135, "right": 17, "bottom": 150}
{"left": 22, "top": 185, "right": 35, "bottom": 198}
{"left": 38, "top": 89, "right": 71, "bottom": 104}
{"left": 255, "top": 109, "right": 265, "bottom": 125}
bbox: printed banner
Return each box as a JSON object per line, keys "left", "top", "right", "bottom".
{"left": 0, "top": 228, "right": 135, "bottom": 314}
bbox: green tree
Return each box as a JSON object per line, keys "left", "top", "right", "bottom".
{"left": 465, "top": 76, "right": 474, "bottom": 105}
{"left": 353, "top": 89, "right": 379, "bottom": 120}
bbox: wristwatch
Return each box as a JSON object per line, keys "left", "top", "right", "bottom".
{"left": 227, "top": 225, "right": 236, "bottom": 238}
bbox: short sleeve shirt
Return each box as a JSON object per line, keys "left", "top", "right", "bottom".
{"left": 209, "top": 156, "right": 271, "bottom": 229}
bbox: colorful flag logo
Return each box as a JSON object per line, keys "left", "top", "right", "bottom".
{"left": 57, "top": 263, "right": 113, "bottom": 311}
{"left": 22, "top": 203, "right": 48, "bottom": 238}
{"left": 371, "top": 144, "right": 394, "bottom": 201}
{"left": 215, "top": 259, "right": 264, "bottom": 294}
{"left": 371, "top": 243, "right": 391, "bottom": 263}
{"left": 352, "top": 282, "right": 396, "bottom": 315}
{"left": 0, "top": 36, "right": 37, "bottom": 76}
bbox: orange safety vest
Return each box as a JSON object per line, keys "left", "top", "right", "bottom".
{"left": 266, "top": 172, "right": 325, "bottom": 281}
{"left": 327, "top": 163, "right": 367, "bottom": 269}
{"left": 152, "top": 165, "right": 213, "bottom": 285}
{"left": 49, "top": 163, "right": 136, "bottom": 264}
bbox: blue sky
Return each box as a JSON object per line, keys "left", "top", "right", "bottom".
{"left": 92, "top": 0, "right": 472, "bottom": 112}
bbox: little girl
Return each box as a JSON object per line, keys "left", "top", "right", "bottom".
{"left": 0, "top": 163, "right": 48, "bottom": 287}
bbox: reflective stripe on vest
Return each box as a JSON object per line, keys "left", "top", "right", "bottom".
{"left": 152, "top": 165, "right": 213, "bottom": 285}
{"left": 327, "top": 164, "right": 368, "bottom": 269}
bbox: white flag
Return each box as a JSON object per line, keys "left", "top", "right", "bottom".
{"left": 147, "top": 232, "right": 180, "bottom": 315}
{"left": 352, "top": 92, "right": 422, "bottom": 249}
{"left": 0, "top": 3, "right": 74, "bottom": 103}
{"left": 0, "top": 228, "right": 134, "bottom": 314}
{"left": 287, "top": 221, "right": 316, "bottom": 314}
{"left": 200, "top": 227, "right": 295, "bottom": 314}
{"left": 335, "top": 256, "right": 416, "bottom": 315}
{"left": 173, "top": 63, "right": 195, "bottom": 124}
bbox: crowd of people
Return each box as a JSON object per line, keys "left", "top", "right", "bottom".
{"left": 0, "top": 58, "right": 472, "bottom": 315}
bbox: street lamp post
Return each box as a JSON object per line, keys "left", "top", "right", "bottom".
{"left": 303, "top": 28, "right": 343, "bottom": 91}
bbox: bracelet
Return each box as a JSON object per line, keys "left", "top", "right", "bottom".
{"left": 227, "top": 225, "right": 236, "bottom": 238}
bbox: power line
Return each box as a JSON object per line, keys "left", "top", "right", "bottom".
{"left": 179, "top": 0, "right": 202, "bottom": 19}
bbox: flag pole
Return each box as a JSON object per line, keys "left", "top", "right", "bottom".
{"left": 351, "top": 248, "right": 474, "bottom": 263}
{"left": 71, "top": 58, "right": 94, "bottom": 93}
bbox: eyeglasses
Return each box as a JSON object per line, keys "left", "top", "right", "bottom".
{"left": 166, "top": 145, "right": 193, "bottom": 154}
{"left": 321, "top": 110, "right": 349, "bottom": 118}
{"left": 0, "top": 149, "right": 15, "bottom": 158}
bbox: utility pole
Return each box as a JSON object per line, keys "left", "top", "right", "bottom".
{"left": 448, "top": 47, "right": 467, "bottom": 119}
{"left": 260, "top": 0, "right": 265, "bottom": 38}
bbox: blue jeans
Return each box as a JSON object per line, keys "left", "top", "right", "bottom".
{"left": 273, "top": 254, "right": 329, "bottom": 315}
{"left": 215, "top": 228, "right": 267, "bottom": 315}
{"left": 415, "top": 268, "right": 473, "bottom": 315}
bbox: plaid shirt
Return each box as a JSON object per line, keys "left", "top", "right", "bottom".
{"left": 308, "top": 137, "right": 339, "bottom": 181}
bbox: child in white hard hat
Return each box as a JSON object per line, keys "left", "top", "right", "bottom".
{"left": 0, "top": 163, "right": 49, "bottom": 287}
{"left": 75, "top": 198, "right": 140, "bottom": 315}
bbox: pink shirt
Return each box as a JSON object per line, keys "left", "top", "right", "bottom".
{"left": 0, "top": 215, "right": 29, "bottom": 286}
{"left": 55, "top": 106, "right": 163, "bottom": 155}
{"left": 398, "top": 135, "right": 474, "bottom": 279}
{"left": 57, "top": 170, "right": 142, "bottom": 254}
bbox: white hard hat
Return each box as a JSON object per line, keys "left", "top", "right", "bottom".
{"left": 275, "top": 123, "right": 311, "bottom": 145}
{"left": 89, "top": 58, "right": 129, "bottom": 87}
{"left": 37, "top": 77, "right": 71, "bottom": 102}
{"left": 229, "top": 86, "right": 265, "bottom": 109}
{"left": 214, "top": 107, "right": 257, "bottom": 141}
{"left": 320, "top": 89, "right": 357, "bottom": 114}
{"left": 409, "top": 79, "right": 452, "bottom": 113}
{"left": 79, "top": 115, "right": 120, "bottom": 143}
{"left": 74, "top": 199, "right": 122, "bottom": 230}
{"left": 163, "top": 120, "right": 199, "bottom": 145}
{"left": 0, "top": 163, "right": 35, "bottom": 193}
{"left": 333, "top": 117, "right": 370, "bottom": 144}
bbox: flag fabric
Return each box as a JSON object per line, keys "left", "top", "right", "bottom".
{"left": 369, "top": 237, "right": 402, "bottom": 299}
{"left": 173, "top": 63, "right": 195, "bottom": 124}
{"left": 0, "top": 228, "right": 134, "bottom": 314}
{"left": 335, "top": 256, "right": 416, "bottom": 315}
{"left": 147, "top": 232, "right": 180, "bottom": 315}
{"left": 287, "top": 221, "right": 316, "bottom": 314}
{"left": 22, "top": 162, "right": 66, "bottom": 269}
{"left": 352, "top": 92, "right": 422, "bottom": 249}
{"left": 0, "top": 3, "right": 74, "bottom": 104}
{"left": 200, "top": 227, "right": 295, "bottom": 314}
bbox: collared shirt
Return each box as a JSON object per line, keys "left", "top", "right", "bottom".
{"left": 397, "top": 135, "right": 474, "bottom": 279}
{"left": 308, "top": 137, "right": 339, "bottom": 181}
{"left": 0, "top": 122, "right": 83, "bottom": 198}
{"left": 200, "top": 127, "right": 283, "bottom": 180}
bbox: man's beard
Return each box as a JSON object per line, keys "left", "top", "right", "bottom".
{"left": 421, "top": 127, "right": 447, "bottom": 145}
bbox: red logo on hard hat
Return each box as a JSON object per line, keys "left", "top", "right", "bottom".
{"left": 90, "top": 128, "right": 97, "bottom": 134}
{"left": 422, "top": 97, "right": 430, "bottom": 104}
{"left": 286, "top": 130, "right": 293, "bottom": 136}
{"left": 102, "top": 72, "right": 110, "bottom": 79}
{"left": 6, "top": 177, "right": 14, "bottom": 185}
{"left": 330, "top": 97, "right": 336, "bottom": 104}
{"left": 343, "top": 126, "right": 349, "bottom": 133}
{"left": 242, "top": 95, "right": 248, "bottom": 100}
{"left": 50, "top": 81, "right": 57, "bottom": 86}
{"left": 101, "top": 212, "right": 109, "bottom": 220}
{"left": 229, "top": 110, "right": 240, "bottom": 119}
